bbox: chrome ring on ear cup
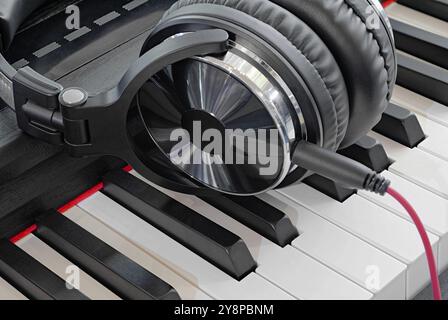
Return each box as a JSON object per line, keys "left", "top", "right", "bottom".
{"left": 139, "top": 4, "right": 334, "bottom": 194}
{"left": 137, "top": 40, "right": 307, "bottom": 195}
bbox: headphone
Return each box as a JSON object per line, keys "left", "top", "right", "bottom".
{"left": 6, "top": 1, "right": 446, "bottom": 300}
{"left": 0, "top": 0, "right": 397, "bottom": 196}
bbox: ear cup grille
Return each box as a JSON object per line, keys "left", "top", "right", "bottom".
{"left": 136, "top": 42, "right": 300, "bottom": 195}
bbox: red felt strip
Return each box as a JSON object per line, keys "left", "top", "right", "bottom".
{"left": 58, "top": 182, "right": 104, "bottom": 214}
{"left": 10, "top": 225, "right": 38, "bottom": 244}
{"left": 382, "top": 0, "right": 396, "bottom": 8}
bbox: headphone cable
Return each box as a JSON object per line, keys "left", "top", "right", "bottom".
{"left": 293, "top": 141, "right": 442, "bottom": 300}
{"left": 386, "top": 187, "right": 442, "bottom": 300}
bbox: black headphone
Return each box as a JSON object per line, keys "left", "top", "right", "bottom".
{"left": 0, "top": 0, "right": 397, "bottom": 196}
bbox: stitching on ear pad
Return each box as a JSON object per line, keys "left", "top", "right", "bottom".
{"left": 272, "top": 0, "right": 394, "bottom": 148}
{"left": 346, "top": 0, "right": 397, "bottom": 93}
{"left": 160, "top": 0, "right": 350, "bottom": 150}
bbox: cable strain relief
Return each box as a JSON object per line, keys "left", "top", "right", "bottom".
{"left": 364, "top": 173, "right": 391, "bottom": 195}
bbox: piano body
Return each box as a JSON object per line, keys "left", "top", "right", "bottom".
{"left": 0, "top": 0, "right": 447, "bottom": 300}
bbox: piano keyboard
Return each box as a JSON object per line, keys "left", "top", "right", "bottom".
{"left": 0, "top": 0, "right": 447, "bottom": 300}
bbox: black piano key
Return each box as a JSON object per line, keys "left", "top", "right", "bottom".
{"left": 304, "top": 175, "right": 356, "bottom": 203}
{"left": 397, "top": 0, "right": 448, "bottom": 22}
{"left": 305, "top": 135, "right": 391, "bottom": 202}
{"left": 0, "top": 240, "right": 88, "bottom": 300}
{"left": 374, "top": 103, "right": 426, "bottom": 148}
{"left": 391, "top": 18, "right": 448, "bottom": 70}
{"left": 339, "top": 136, "right": 391, "bottom": 173}
{"left": 397, "top": 51, "right": 448, "bottom": 106}
{"left": 199, "top": 195, "right": 299, "bottom": 247}
{"left": 103, "top": 170, "right": 256, "bottom": 280}
{"left": 35, "top": 211, "right": 180, "bottom": 301}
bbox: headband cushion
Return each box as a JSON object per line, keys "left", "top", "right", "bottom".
{"left": 160, "top": 0, "right": 350, "bottom": 150}
{"left": 272, "top": 0, "right": 394, "bottom": 147}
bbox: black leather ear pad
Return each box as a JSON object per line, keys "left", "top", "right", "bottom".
{"left": 272, "top": 0, "right": 395, "bottom": 148}
{"left": 159, "top": 0, "right": 350, "bottom": 150}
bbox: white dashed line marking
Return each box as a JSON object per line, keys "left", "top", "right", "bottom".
{"left": 12, "top": 59, "right": 29, "bottom": 69}
{"left": 94, "top": 11, "right": 121, "bottom": 26}
{"left": 65, "top": 26, "right": 92, "bottom": 41}
{"left": 123, "top": 0, "right": 148, "bottom": 11}
{"left": 33, "top": 42, "right": 61, "bottom": 58}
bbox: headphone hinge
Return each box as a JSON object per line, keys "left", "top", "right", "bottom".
{"left": 13, "top": 67, "right": 65, "bottom": 145}
{"left": 63, "top": 117, "right": 90, "bottom": 146}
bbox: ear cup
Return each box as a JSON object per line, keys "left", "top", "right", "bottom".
{"left": 158, "top": 0, "right": 350, "bottom": 150}
{"left": 271, "top": 0, "right": 396, "bottom": 147}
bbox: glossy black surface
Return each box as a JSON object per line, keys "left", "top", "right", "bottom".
{"left": 0, "top": 146, "right": 123, "bottom": 239}
{"left": 0, "top": 0, "right": 52, "bottom": 49}
{"left": 0, "top": 240, "right": 88, "bottom": 300}
{"left": 397, "top": 51, "right": 448, "bottom": 106}
{"left": 391, "top": 17, "right": 448, "bottom": 70}
{"left": 374, "top": 103, "right": 426, "bottom": 148}
{"left": 36, "top": 211, "right": 180, "bottom": 300}
{"left": 0, "top": 0, "right": 169, "bottom": 237}
{"left": 0, "top": 108, "right": 60, "bottom": 185}
{"left": 5, "top": 0, "right": 175, "bottom": 80}
{"left": 200, "top": 194, "right": 299, "bottom": 247}
{"left": 103, "top": 170, "right": 257, "bottom": 280}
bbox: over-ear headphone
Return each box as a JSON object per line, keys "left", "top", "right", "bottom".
{"left": 3, "top": 2, "right": 445, "bottom": 298}
{"left": 0, "top": 0, "right": 397, "bottom": 196}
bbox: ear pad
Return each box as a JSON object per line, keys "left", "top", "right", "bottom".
{"left": 158, "top": 0, "right": 350, "bottom": 150}
{"left": 271, "top": 0, "right": 395, "bottom": 147}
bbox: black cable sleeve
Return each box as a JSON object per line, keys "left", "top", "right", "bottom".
{"left": 293, "top": 141, "right": 390, "bottom": 195}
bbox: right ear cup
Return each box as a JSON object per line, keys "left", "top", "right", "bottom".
{"left": 272, "top": 0, "right": 396, "bottom": 148}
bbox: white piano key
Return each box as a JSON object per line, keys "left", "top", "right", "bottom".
{"left": 78, "top": 192, "right": 294, "bottom": 300}
{"left": 415, "top": 114, "right": 448, "bottom": 162}
{"left": 138, "top": 176, "right": 372, "bottom": 300}
{"left": 392, "top": 86, "right": 448, "bottom": 128}
{"left": 16, "top": 234, "right": 120, "bottom": 300}
{"left": 0, "top": 277, "right": 27, "bottom": 300}
{"left": 386, "top": 3, "right": 448, "bottom": 38}
{"left": 370, "top": 131, "right": 448, "bottom": 200}
{"left": 278, "top": 184, "right": 439, "bottom": 299}
{"left": 259, "top": 191, "right": 407, "bottom": 300}
{"left": 64, "top": 206, "right": 212, "bottom": 300}
{"left": 359, "top": 171, "right": 448, "bottom": 270}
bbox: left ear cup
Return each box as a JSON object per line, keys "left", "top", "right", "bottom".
{"left": 135, "top": 0, "right": 396, "bottom": 194}
{"left": 155, "top": 0, "right": 350, "bottom": 151}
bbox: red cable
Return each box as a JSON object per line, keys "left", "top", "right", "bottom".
{"left": 387, "top": 187, "right": 442, "bottom": 300}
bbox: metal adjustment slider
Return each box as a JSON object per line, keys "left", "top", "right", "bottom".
{"left": 59, "top": 88, "right": 88, "bottom": 107}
